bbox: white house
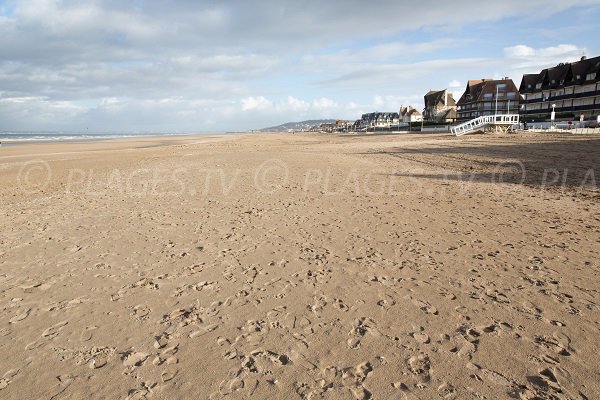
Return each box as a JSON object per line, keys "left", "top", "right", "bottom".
{"left": 400, "top": 106, "right": 423, "bottom": 123}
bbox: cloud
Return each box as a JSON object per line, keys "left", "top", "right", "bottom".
{"left": 241, "top": 96, "right": 272, "bottom": 112}
{"left": 504, "top": 44, "right": 585, "bottom": 64}
{"left": 501, "top": 43, "right": 588, "bottom": 82}
{"left": 320, "top": 58, "right": 492, "bottom": 88}
{"left": 0, "top": 0, "right": 599, "bottom": 131}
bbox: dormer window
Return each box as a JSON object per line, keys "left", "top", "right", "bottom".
{"left": 576, "top": 75, "right": 581, "bottom": 79}
{"left": 527, "top": 84, "right": 532, "bottom": 89}
{"left": 535, "top": 83, "right": 542, "bottom": 89}
{"left": 551, "top": 79, "right": 556, "bottom": 84}
{"left": 587, "top": 72, "right": 597, "bottom": 80}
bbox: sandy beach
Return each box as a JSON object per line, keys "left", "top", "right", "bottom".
{"left": 1, "top": 132, "right": 599, "bottom": 399}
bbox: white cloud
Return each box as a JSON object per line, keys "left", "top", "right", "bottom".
{"left": 504, "top": 44, "right": 584, "bottom": 63}
{"left": 500, "top": 43, "right": 588, "bottom": 83}
{"left": 241, "top": 96, "right": 272, "bottom": 112}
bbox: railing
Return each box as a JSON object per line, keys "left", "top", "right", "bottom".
{"left": 523, "top": 89, "right": 600, "bottom": 103}
{"left": 521, "top": 105, "right": 600, "bottom": 115}
{"left": 451, "top": 114, "right": 520, "bottom": 136}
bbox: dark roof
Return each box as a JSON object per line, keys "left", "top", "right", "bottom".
{"left": 400, "top": 106, "right": 421, "bottom": 116}
{"left": 519, "top": 55, "right": 600, "bottom": 92}
{"left": 457, "top": 79, "right": 522, "bottom": 105}
{"left": 424, "top": 89, "right": 456, "bottom": 108}
{"left": 519, "top": 74, "right": 540, "bottom": 92}
{"left": 547, "top": 63, "right": 570, "bottom": 86}
{"left": 442, "top": 108, "right": 457, "bottom": 120}
{"left": 361, "top": 112, "right": 399, "bottom": 120}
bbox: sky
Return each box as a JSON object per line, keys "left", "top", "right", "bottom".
{"left": 1, "top": 0, "right": 599, "bottom": 132}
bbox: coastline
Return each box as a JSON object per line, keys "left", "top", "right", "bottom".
{"left": 0, "top": 132, "right": 236, "bottom": 146}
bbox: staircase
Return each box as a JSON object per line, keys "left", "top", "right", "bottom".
{"left": 451, "top": 114, "right": 520, "bottom": 136}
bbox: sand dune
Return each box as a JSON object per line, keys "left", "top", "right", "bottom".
{"left": 1, "top": 132, "right": 599, "bottom": 399}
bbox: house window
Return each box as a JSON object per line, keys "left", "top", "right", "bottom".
{"left": 576, "top": 75, "right": 581, "bottom": 79}
{"left": 527, "top": 84, "right": 532, "bottom": 89}
{"left": 507, "top": 92, "right": 516, "bottom": 99}
{"left": 535, "top": 83, "right": 542, "bottom": 89}
{"left": 586, "top": 73, "right": 597, "bottom": 80}
{"left": 551, "top": 79, "right": 556, "bottom": 84}
{"left": 483, "top": 93, "right": 493, "bottom": 100}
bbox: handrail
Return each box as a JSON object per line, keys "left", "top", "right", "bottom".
{"left": 451, "top": 114, "right": 520, "bottom": 136}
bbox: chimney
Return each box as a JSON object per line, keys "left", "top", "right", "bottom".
{"left": 444, "top": 90, "right": 448, "bottom": 106}
{"left": 581, "top": 56, "right": 587, "bottom": 61}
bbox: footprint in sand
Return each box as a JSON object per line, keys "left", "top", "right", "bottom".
{"left": 125, "top": 384, "right": 156, "bottom": 400}
{"left": 405, "top": 296, "right": 438, "bottom": 315}
{"left": 89, "top": 353, "right": 110, "bottom": 369}
{"left": 408, "top": 353, "right": 431, "bottom": 384}
{"left": 9, "top": 308, "right": 31, "bottom": 324}
{"left": 533, "top": 331, "right": 573, "bottom": 356}
{"left": 122, "top": 351, "right": 150, "bottom": 367}
{"left": 132, "top": 305, "right": 152, "bottom": 320}
{"left": 154, "top": 333, "right": 170, "bottom": 349}
{"left": 485, "top": 289, "right": 510, "bottom": 304}
{"left": 80, "top": 326, "right": 98, "bottom": 342}
{"left": 376, "top": 295, "right": 396, "bottom": 310}
{"left": 189, "top": 324, "right": 219, "bottom": 338}
{"left": 393, "top": 382, "right": 419, "bottom": 400}
{"left": 298, "top": 359, "right": 379, "bottom": 400}
{"left": 466, "top": 362, "right": 515, "bottom": 389}
{"left": 0, "top": 368, "right": 20, "bottom": 390}
{"left": 437, "top": 382, "right": 457, "bottom": 399}
{"left": 412, "top": 330, "right": 430, "bottom": 345}
{"left": 161, "top": 366, "right": 178, "bottom": 382}
{"left": 347, "top": 318, "right": 380, "bottom": 349}
{"left": 42, "top": 320, "right": 69, "bottom": 339}
{"left": 153, "top": 344, "right": 179, "bottom": 366}
{"left": 519, "top": 366, "right": 585, "bottom": 399}
{"left": 0, "top": 359, "right": 32, "bottom": 391}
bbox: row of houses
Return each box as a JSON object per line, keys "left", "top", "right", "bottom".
{"left": 519, "top": 55, "right": 600, "bottom": 121}
{"left": 350, "top": 107, "right": 425, "bottom": 130}
{"left": 452, "top": 55, "right": 600, "bottom": 122}
{"left": 311, "top": 55, "right": 599, "bottom": 132}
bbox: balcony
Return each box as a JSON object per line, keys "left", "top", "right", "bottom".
{"left": 523, "top": 89, "right": 600, "bottom": 103}
{"left": 521, "top": 104, "right": 600, "bottom": 115}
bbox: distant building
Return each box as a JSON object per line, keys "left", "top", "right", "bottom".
{"left": 519, "top": 55, "right": 600, "bottom": 121}
{"left": 456, "top": 78, "right": 522, "bottom": 121}
{"left": 400, "top": 106, "right": 423, "bottom": 123}
{"left": 359, "top": 112, "right": 400, "bottom": 129}
{"left": 318, "top": 123, "right": 336, "bottom": 133}
{"left": 423, "top": 89, "right": 457, "bottom": 122}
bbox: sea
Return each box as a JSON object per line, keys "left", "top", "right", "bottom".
{"left": 0, "top": 131, "right": 204, "bottom": 145}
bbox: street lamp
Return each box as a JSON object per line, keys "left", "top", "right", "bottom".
{"left": 494, "top": 85, "right": 499, "bottom": 116}
{"left": 551, "top": 103, "right": 556, "bottom": 128}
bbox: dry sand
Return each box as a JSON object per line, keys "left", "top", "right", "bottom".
{"left": 1, "top": 132, "right": 599, "bottom": 399}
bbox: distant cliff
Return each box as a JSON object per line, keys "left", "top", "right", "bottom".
{"left": 258, "top": 119, "right": 337, "bottom": 132}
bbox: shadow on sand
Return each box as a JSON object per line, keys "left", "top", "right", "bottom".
{"left": 364, "top": 136, "right": 600, "bottom": 191}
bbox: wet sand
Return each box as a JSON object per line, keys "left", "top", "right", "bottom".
{"left": 1, "top": 132, "right": 599, "bottom": 399}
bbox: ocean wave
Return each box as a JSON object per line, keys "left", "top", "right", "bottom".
{"left": 0, "top": 132, "right": 195, "bottom": 142}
